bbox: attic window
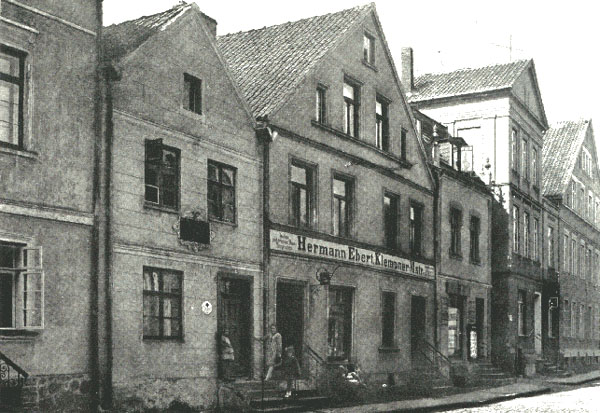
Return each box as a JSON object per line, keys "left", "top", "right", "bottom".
{"left": 183, "top": 73, "right": 202, "bottom": 115}
{"left": 363, "top": 33, "right": 375, "bottom": 65}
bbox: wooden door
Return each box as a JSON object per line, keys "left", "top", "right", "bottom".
{"left": 218, "top": 278, "right": 251, "bottom": 377}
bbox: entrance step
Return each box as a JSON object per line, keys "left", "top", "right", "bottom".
{"left": 470, "top": 361, "right": 514, "bottom": 386}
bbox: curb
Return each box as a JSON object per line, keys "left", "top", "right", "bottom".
{"left": 547, "top": 375, "right": 600, "bottom": 386}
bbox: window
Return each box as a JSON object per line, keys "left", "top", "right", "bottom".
{"left": 183, "top": 73, "right": 202, "bottom": 115}
{"left": 521, "top": 137, "right": 528, "bottom": 181}
{"left": 145, "top": 139, "right": 180, "bottom": 210}
{"left": 400, "top": 128, "right": 407, "bottom": 161}
{"left": 513, "top": 205, "right": 520, "bottom": 253}
{"left": 343, "top": 79, "right": 359, "bottom": 137}
{"left": 548, "top": 226, "right": 555, "bottom": 268}
{"left": 0, "top": 46, "right": 25, "bottom": 148}
{"left": 511, "top": 128, "right": 519, "bottom": 172}
{"left": 588, "top": 192, "right": 593, "bottom": 219}
{"left": 363, "top": 33, "right": 375, "bottom": 65}
{"left": 579, "top": 241, "right": 585, "bottom": 278}
{"left": 571, "top": 301, "right": 576, "bottom": 337}
{"left": 579, "top": 304, "right": 584, "bottom": 339}
{"left": 569, "top": 180, "right": 576, "bottom": 209}
{"left": 333, "top": 176, "right": 353, "bottom": 237}
{"left": 290, "top": 161, "right": 315, "bottom": 228}
{"left": 375, "top": 97, "right": 389, "bottom": 151}
{"left": 143, "top": 267, "right": 182, "bottom": 339}
{"left": 409, "top": 202, "right": 423, "bottom": 255}
{"left": 563, "top": 234, "right": 569, "bottom": 272}
{"left": 0, "top": 243, "right": 43, "bottom": 329}
{"left": 208, "top": 161, "right": 236, "bottom": 223}
{"left": 532, "top": 147, "right": 538, "bottom": 186}
{"left": 571, "top": 237, "right": 576, "bottom": 274}
{"left": 523, "top": 211, "right": 530, "bottom": 258}
{"left": 328, "top": 287, "right": 353, "bottom": 360}
{"left": 381, "top": 291, "right": 395, "bottom": 347}
{"left": 548, "top": 305, "right": 556, "bottom": 338}
{"left": 470, "top": 215, "right": 481, "bottom": 263}
{"left": 449, "top": 207, "right": 462, "bottom": 257}
{"left": 518, "top": 290, "right": 526, "bottom": 336}
{"left": 383, "top": 192, "right": 399, "bottom": 250}
{"left": 533, "top": 218, "right": 539, "bottom": 261}
{"left": 579, "top": 185, "right": 585, "bottom": 215}
{"left": 563, "top": 300, "right": 569, "bottom": 338}
{"left": 316, "top": 84, "right": 327, "bottom": 124}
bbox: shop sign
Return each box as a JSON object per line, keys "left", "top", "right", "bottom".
{"left": 270, "top": 229, "right": 434, "bottom": 279}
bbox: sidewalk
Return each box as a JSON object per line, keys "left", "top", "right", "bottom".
{"left": 317, "top": 382, "right": 550, "bottom": 413}
{"left": 545, "top": 369, "right": 600, "bottom": 385}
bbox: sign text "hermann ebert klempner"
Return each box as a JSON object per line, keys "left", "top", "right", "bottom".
{"left": 270, "top": 230, "right": 434, "bottom": 279}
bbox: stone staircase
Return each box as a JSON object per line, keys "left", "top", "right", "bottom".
{"left": 470, "top": 360, "right": 515, "bottom": 386}
{"left": 536, "top": 358, "right": 569, "bottom": 377}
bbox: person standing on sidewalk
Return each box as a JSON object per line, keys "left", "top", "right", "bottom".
{"left": 219, "top": 327, "right": 235, "bottom": 382}
{"left": 282, "top": 345, "right": 301, "bottom": 398}
{"left": 262, "top": 324, "right": 282, "bottom": 381}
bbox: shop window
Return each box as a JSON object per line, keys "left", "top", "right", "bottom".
{"left": 208, "top": 161, "right": 236, "bottom": 223}
{"left": 409, "top": 202, "right": 423, "bottom": 255}
{"left": 143, "top": 267, "right": 182, "bottom": 339}
{"left": 290, "top": 161, "right": 315, "bottom": 228}
{"left": 518, "top": 290, "right": 526, "bottom": 336}
{"left": 0, "top": 243, "right": 43, "bottom": 330}
{"left": 381, "top": 291, "right": 395, "bottom": 348}
{"left": 0, "top": 46, "right": 25, "bottom": 148}
{"left": 343, "top": 79, "right": 359, "bottom": 137}
{"left": 332, "top": 175, "right": 353, "bottom": 237}
{"left": 447, "top": 294, "right": 463, "bottom": 357}
{"left": 375, "top": 97, "right": 389, "bottom": 151}
{"left": 449, "top": 207, "right": 462, "bottom": 257}
{"left": 470, "top": 215, "right": 481, "bottom": 263}
{"left": 183, "top": 73, "right": 202, "bottom": 114}
{"left": 316, "top": 84, "right": 327, "bottom": 124}
{"left": 145, "top": 139, "right": 180, "bottom": 210}
{"left": 328, "top": 286, "right": 352, "bottom": 360}
{"left": 383, "top": 192, "right": 399, "bottom": 250}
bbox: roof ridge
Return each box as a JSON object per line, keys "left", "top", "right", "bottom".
{"left": 218, "top": 3, "right": 372, "bottom": 39}
{"left": 417, "top": 58, "right": 531, "bottom": 78}
{"left": 104, "top": 1, "right": 189, "bottom": 29}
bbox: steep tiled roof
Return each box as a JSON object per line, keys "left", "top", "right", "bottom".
{"left": 542, "top": 119, "right": 590, "bottom": 197}
{"left": 103, "top": 2, "right": 193, "bottom": 61}
{"left": 217, "top": 4, "right": 373, "bottom": 118}
{"left": 408, "top": 60, "right": 531, "bottom": 102}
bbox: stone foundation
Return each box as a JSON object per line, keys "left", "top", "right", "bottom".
{"left": 21, "top": 373, "right": 91, "bottom": 412}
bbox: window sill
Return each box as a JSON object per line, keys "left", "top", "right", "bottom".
{"left": 449, "top": 252, "right": 463, "bottom": 261}
{"left": 378, "top": 346, "right": 400, "bottom": 353}
{"left": 179, "top": 106, "right": 206, "bottom": 123}
{"left": 143, "top": 336, "right": 184, "bottom": 342}
{"left": 470, "top": 258, "right": 482, "bottom": 266}
{"left": 0, "top": 144, "right": 38, "bottom": 160}
{"left": 143, "top": 202, "right": 180, "bottom": 215}
{"left": 0, "top": 329, "right": 41, "bottom": 338}
{"left": 209, "top": 217, "right": 237, "bottom": 228}
{"left": 362, "top": 59, "right": 378, "bottom": 72}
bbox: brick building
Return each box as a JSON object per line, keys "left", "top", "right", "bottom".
{"left": 406, "top": 55, "right": 550, "bottom": 373}
{"left": 0, "top": 1, "right": 100, "bottom": 410}
{"left": 101, "top": 3, "right": 262, "bottom": 410}
{"left": 542, "top": 119, "right": 600, "bottom": 368}
{"left": 219, "top": 4, "right": 437, "bottom": 385}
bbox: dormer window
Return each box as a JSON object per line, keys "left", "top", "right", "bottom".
{"left": 183, "top": 73, "right": 202, "bottom": 115}
{"left": 363, "top": 33, "right": 375, "bottom": 65}
{"left": 375, "top": 97, "right": 389, "bottom": 151}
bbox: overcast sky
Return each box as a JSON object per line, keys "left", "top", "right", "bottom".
{"left": 104, "top": 0, "right": 600, "bottom": 138}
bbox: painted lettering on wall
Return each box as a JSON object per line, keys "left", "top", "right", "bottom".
{"left": 270, "top": 229, "right": 434, "bottom": 279}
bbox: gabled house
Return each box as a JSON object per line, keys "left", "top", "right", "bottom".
{"left": 101, "top": 3, "right": 261, "bottom": 409}
{"left": 542, "top": 119, "right": 600, "bottom": 369}
{"left": 219, "top": 4, "right": 437, "bottom": 385}
{"left": 405, "top": 53, "right": 549, "bottom": 374}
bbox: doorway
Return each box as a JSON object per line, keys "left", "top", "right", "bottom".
{"left": 218, "top": 277, "right": 252, "bottom": 378}
{"left": 475, "top": 298, "right": 485, "bottom": 359}
{"left": 411, "top": 295, "right": 427, "bottom": 358}
{"left": 534, "top": 292, "right": 542, "bottom": 355}
{"left": 276, "top": 281, "right": 305, "bottom": 364}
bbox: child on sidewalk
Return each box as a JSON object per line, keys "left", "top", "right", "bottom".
{"left": 282, "top": 345, "right": 300, "bottom": 398}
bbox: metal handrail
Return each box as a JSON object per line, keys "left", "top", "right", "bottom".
{"left": 418, "top": 337, "right": 451, "bottom": 365}
{"left": 0, "top": 350, "right": 28, "bottom": 379}
{"left": 304, "top": 343, "right": 326, "bottom": 366}
{"left": 416, "top": 337, "right": 451, "bottom": 379}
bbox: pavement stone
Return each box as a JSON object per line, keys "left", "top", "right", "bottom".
{"left": 545, "top": 370, "right": 600, "bottom": 385}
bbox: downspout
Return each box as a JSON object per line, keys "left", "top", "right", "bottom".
{"left": 432, "top": 167, "right": 440, "bottom": 351}
{"left": 90, "top": 0, "right": 104, "bottom": 410}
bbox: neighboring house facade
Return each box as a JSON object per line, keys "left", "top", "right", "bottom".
{"left": 102, "top": 4, "right": 262, "bottom": 410}
{"left": 542, "top": 119, "right": 600, "bottom": 369}
{"left": 219, "top": 4, "right": 437, "bottom": 384}
{"left": 1, "top": 1, "right": 99, "bottom": 411}
{"left": 406, "top": 53, "right": 550, "bottom": 373}
{"left": 415, "top": 110, "right": 493, "bottom": 365}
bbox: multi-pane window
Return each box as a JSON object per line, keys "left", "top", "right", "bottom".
{"left": 316, "top": 84, "right": 327, "bottom": 124}
{"left": 208, "top": 161, "right": 236, "bottom": 223}
{"left": 0, "top": 243, "right": 43, "bottom": 329}
{"left": 548, "top": 226, "right": 555, "bottom": 268}
{"left": 533, "top": 218, "right": 539, "bottom": 261}
{"left": 518, "top": 290, "right": 526, "bottom": 336}
{"left": 145, "top": 139, "right": 180, "bottom": 210}
{"left": 400, "top": 128, "right": 407, "bottom": 161}
{"left": 343, "top": 80, "right": 359, "bottom": 137}
{"left": 523, "top": 211, "right": 530, "bottom": 258}
{"left": 579, "top": 241, "right": 585, "bottom": 278}
{"left": 143, "top": 267, "right": 182, "bottom": 339}
{"left": 449, "top": 207, "right": 462, "bottom": 256}
{"left": 328, "top": 287, "right": 353, "bottom": 360}
{"left": 511, "top": 128, "right": 519, "bottom": 172}
{"left": 0, "top": 46, "right": 25, "bottom": 148}
{"left": 375, "top": 97, "right": 389, "bottom": 151}
{"left": 521, "top": 137, "right": 529, "bottom": 181}
{"left": 571, "top": 237, "right": 576, "bottom": 275}
{"left": 532, "top": 147, "right": 538, "bottom": 186}
{"left": 290, "top": 161, "right": 315, "bottom": 228}
{"left": 383, "top": 192, "right": 399, "bottom": 250}
{"left": 571, "top": 301, "right": 576, "bottom": 337}
{"left": 513, "top": 205, "right": 520, "bottom": 253}
{"left": 409, "top": 203, "right": 423, "bottom": 255}
{"left": 381, "top": 291, "right": 395, "bottom": 348}
{"left": 333, "top": 176, "right": 353, "bottom": 237}
{"left": 363, "top": 33, "right": 375, "bottom": 65}
{"left": 183, "top": 73, "right": 202, "bottom": 115}
{"left": 470, "top": 215, "right": 481, "bottom": 263}
{"left": 563, "top": 234, "right": 569, "bottom": 272}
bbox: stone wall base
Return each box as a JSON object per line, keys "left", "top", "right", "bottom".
{"left": 21, "top": 373, "right": 91, "bottom": 412}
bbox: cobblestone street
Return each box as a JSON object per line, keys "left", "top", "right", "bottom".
{"left": 447, "top": 380, "right": 600, "bottom": 413}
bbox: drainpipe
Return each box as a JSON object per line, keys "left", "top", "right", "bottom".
{"left": 432, "top": 167, "right": 440, "bottom": 351}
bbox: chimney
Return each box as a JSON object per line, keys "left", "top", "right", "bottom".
{"left": 401, "top": 47, "right": 414, "bottom": 92}
{"left": 200, "top": 11, "right": 217, "bottom": 38}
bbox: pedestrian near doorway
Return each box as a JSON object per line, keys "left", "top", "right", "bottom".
{"left": 282, "top": 345, "right": 301, "bottom": 398}
{"left": 219, "top": 327, "right": 235, "bottom": 382}
{"left": 260, "top": 324, "right": 282, "bottom": 381}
